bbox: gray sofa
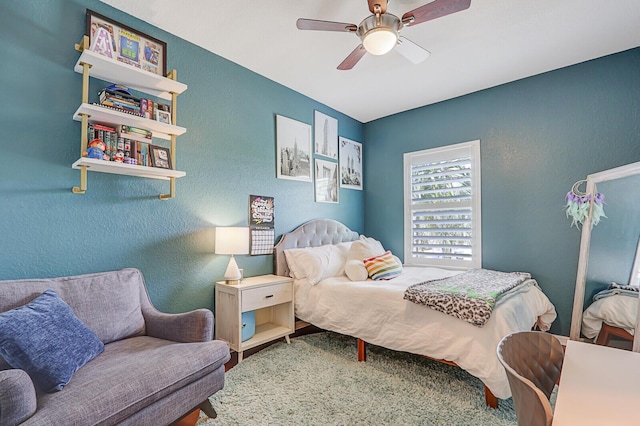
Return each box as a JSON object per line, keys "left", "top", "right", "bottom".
{"left": 0, "top": 268, "right": 230, "bottom": 425}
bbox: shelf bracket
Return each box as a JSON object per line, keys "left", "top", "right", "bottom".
{"left": 72, "top": 165, "right": 88, "bottom": 194}
{"left": 159, "top": 177, "right": 175, "bottom": 200}
{"left": 74, "top": 35, "right": 89, "bottom": 53}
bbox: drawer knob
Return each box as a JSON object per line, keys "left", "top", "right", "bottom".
{"left": 265, "top": 294, "right": 274, "bottom": 298}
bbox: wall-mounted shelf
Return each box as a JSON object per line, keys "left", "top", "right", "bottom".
{"left": 71, "top": 35, "right": 187, "bottom": 200}
{"left": 72, "top": 158, "right": 186, "bottom": 180}
{"left": 73, "top": 48, "right": 187, "bottom": 100}
{"left": 72, "top": 103, "right": 186, "bottom": 140}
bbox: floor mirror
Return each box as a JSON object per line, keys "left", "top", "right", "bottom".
{"left": 569, "top": 161, "right": 640, "bottom": 352}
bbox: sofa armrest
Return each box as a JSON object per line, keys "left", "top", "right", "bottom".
{"left": 0, "top": 369, "right": 37, "bottom": 426}
{"left": 143, "top": 308, "right": 214, "bottom": 343}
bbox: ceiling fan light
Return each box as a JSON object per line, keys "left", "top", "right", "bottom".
{"left": 362, "top": 28, "right": 397, "bottom": 55}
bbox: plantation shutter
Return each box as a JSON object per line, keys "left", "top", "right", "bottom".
{"left": 404, "top": 141, "right": 481, "bottom": 269}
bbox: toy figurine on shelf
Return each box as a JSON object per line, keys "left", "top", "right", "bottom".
{"left": 113, "top": 150, "right": 125, "bottom": 163}
{"left": 83, "top": 139, "right": 107, "bottom": 160}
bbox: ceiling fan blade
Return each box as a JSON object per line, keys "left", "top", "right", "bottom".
{"left": 337, "top": 45, "right": 367, "bottom": 70}
{"left": 395, "top": 36, "right": 431, "bottom": 64}
{"left": 402, "top": 0, "right": 471, "bottom": 27}
{"left": 296, "top": 18, "right": 357, "bottom": 32}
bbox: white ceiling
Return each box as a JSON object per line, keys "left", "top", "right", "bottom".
{"left": 100, "top": 0, "right": 640, "bottom": 123}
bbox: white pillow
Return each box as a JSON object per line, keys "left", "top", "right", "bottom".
{"left": 344, "top": 236, "right": 386, "bottom": 281}
{"left": 284, "top": 244, "right": 348, "bottom": 285}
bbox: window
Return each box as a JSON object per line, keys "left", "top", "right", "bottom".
{"left": 403, "top": 140, "right": 481, "bottom": 270}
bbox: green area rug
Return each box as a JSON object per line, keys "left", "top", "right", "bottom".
{"left": 199, "top": 332, "right": 518, "bottom": 425}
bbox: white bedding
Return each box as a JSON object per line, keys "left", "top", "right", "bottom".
{"left": 293, "top": 266, "right": 557, "bottom": 399}
{"left": 581, "top": 295, "right": 637, "bottom": 339}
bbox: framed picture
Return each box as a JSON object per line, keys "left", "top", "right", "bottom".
{"left": 276, "top": 115, "right": 312, "bottom": 182}
{"left": 86, "top": 9, "right": 167, "bottom": 76}
{"left": 315, "top": 159, "right": 339, "bottom": 203}
{"left": 314, "top": 111, "right": 338, "bottom": 159}
{"left": 339, "top": 137, "right": 363, "bottom": 190}
{"left": 149, "top": 145, "right": 172, "bottom": 169}
{"left": 156, "top": 109, "right": 172, "bottom": 125}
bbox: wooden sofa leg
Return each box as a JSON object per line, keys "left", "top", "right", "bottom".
{"left": 484, "top": 385, "right": 498, "bottom": 409}
{"left": 199, "top": 400, "right": 218, "bottom": 419}
{"left": 172, "top": 409, "right": 200, "bottom": 426}
{"left": 357, "top": 338, "right": 367, "bottom": 362}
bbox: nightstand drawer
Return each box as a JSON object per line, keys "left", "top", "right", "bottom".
{"left": 242, "top": 283, "right": 291, "bottom": 311}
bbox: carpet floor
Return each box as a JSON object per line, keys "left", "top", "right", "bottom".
{"left": 198, "top": 332, "right": 520, "bottom": 425}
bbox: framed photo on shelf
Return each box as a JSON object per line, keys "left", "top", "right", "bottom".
{"left": 276, "top": 115, "right": 312, "bottom": 182}
{"left": 314, "top": 159, "right": 339, "bottom": 203}
{"left": 339, "top": 137, "right": 363, "bottom": 190}
{"left": 86, "top": 9, "right": 167, "bottom": 76}
{"left": 156, "top": 109, "right": 172, "bottom": 125}
{"left": 314, "top": 111, "right": 338, "bottom": 160}
{"left": 149, "top": 145, "right": 172, "bottom": 169}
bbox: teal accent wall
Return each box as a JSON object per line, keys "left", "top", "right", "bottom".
{"left": 3, "top": 1, "right": 639, "bottom": 337}
{"left": 364, "top": 48, "right": 640, "bottom": 335}
{"left": 0, "top": 0, "right": 363, "bottom": 313}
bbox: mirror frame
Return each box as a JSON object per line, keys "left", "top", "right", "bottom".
{"left": 569, "top": 161, "right": 640, "bottom": 352}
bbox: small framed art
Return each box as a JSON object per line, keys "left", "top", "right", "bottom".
{"left": 339, "top": 137, "right": 363, "bottom": 190}
{"left": 314, "top": 111, "right": 338, "bottom": 160}
{"left": 276, "top": 115, "right": 312, "bottom": 182}
{"left": 86, "top": 9, "right": 167, "bottom": 76}
{"left": 156, "top": 109, "right": 171, "bottom": 125}
{"left": 149, "top": 145, "right": 172, "bottom": 169}
{"left": 315, "top": 159, "right": 339, "bottom": 203}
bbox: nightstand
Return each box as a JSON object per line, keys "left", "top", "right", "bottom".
{"left": 215, "top": 274, "right": 294, "bottom": 362}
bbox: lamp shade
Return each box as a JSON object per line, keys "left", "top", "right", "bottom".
{"left": 363, "top": 28, "right": 398, "bottom": 55}
{"left": 215, "top": 227, "right": 250, "bottom": 255}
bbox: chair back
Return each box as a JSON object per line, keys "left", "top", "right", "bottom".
{"left": 497, "top": 331, "right": 564, "bottom": 426}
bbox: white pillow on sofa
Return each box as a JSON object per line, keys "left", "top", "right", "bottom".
{"left": 344, "top": 236, "right": 386, "bottom": 281}
{"left": 284, "top": 244, "right": 348, "bottom": 285}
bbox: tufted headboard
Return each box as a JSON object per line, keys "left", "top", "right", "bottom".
{"left": 273, "top": 219, "right": 359, "bottom": 277}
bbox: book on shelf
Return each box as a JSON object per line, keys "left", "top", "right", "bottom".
{"left": 118, "top": 124, "right": 152, "bottom": 143}
{"left": 95, "top": 87, "right": 174, "bottom": 124}
{"left": 126, "top": 139, "right": 151, "bottom": 167}
{"left": 140, "top": 98, "right": 155, "bottom": 120}
{"left": 98, "top": 87, "right": 142, "bottom": 116}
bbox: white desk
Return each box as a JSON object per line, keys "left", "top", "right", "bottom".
{"left": 553, "top": 340, "right": 640, "bottom": 425}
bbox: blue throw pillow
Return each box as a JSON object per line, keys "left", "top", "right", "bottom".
{"left": 0, "top": 289, "right": 104, "bottom": 392}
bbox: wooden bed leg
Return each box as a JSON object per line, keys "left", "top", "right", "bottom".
{"left": 357, "top": 338, "right": 367, "bottom": 362}
{"left": 484, "top": 385, "right": 498, "bottom": 409}
{"left": 596, "top": 323, "right": 612, "bottom": 346}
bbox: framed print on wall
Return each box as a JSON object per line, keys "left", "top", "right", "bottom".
{"left": 276, "top": 115, "right": 312, "bottom": 182}
{"left": 86, "top": 9, "right": 167, "bottom": 76}
{"left": 315, "top": 159, "right": 339, "bottom": 203}
{"left": 314, "top": 111, "right": 338, "bottom": 160}
{"left": 339, "top": 137, "right": 363, "bottom": 190}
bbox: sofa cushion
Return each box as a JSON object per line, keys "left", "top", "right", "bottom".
{"left": 0, "top": 369, "right": 37, "bottom": 425}
{"left": 25, "top": 336, "right": 230, "bottom": 425}
{"left": 0, "top": 269, "right": 146, "bottom": 344}
{"left": 0, "top": 289, "right": 104, "bottom": 392}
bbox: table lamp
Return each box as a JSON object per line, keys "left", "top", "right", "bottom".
{"left": 215, "top": 227, "right": 250, "bottom": 284}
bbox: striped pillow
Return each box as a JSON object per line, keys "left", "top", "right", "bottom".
{"left": 363, "top": 251, "right": 402, "bottom": 280}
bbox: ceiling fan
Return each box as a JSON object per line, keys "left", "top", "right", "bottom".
{"left": 296, "top": 0, "right": 471, "bottom": 70}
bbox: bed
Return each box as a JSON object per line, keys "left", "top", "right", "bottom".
{"left": 581, "top": 285, "right": 637, "bottom": 346}
{"left": 273, "top": 219, "right": 557, "bottom": 406}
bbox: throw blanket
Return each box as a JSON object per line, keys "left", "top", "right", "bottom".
{"left": 593, "top": 282, "right": 639, "bottom": 301}
{"left": 403, "top": 268, "right": 531, "bottom": 327}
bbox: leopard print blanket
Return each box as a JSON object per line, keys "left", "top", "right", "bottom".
{"left": 403, "top": 268, "right": 531, "bottom": 327}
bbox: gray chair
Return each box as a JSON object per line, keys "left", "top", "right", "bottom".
{"left": 497, "top": 331, "right": 564, "bottom": 426}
